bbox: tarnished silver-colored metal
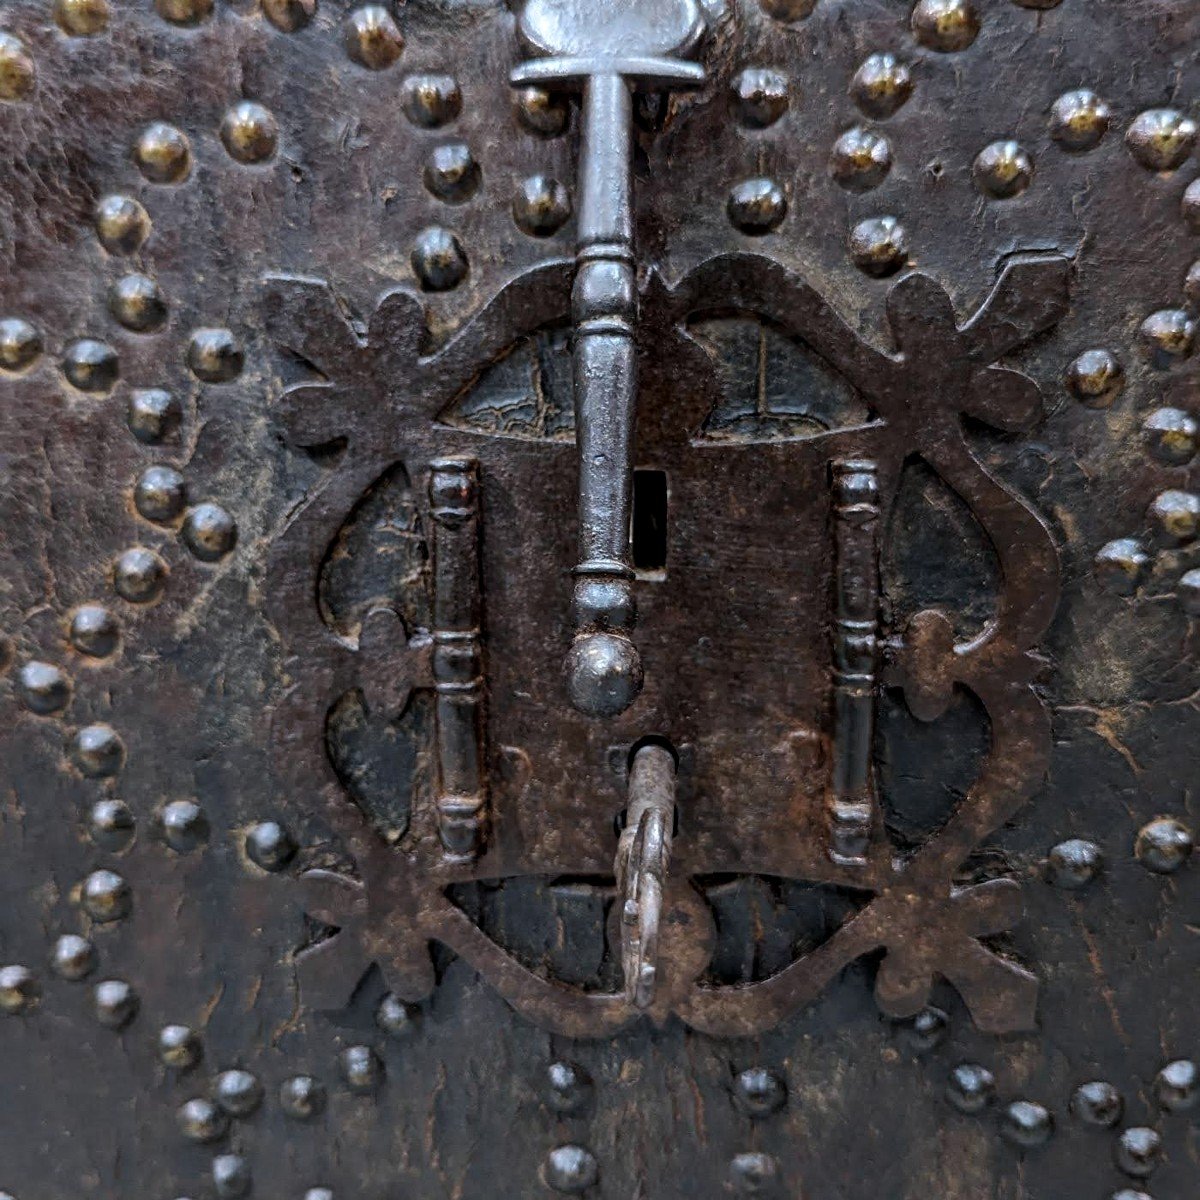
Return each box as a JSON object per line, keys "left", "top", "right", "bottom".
{"left": 615, "top": 741, "right": 676, "bottom": 1008}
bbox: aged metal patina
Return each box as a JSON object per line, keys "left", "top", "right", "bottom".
{"left": 0, "top": 0, "right": 1197, "bottom": 1196}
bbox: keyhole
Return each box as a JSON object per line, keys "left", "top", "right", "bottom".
{"left": 631, "top": 468, "right": 668, "bottom": 577}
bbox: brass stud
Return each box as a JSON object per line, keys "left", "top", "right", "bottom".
{"left": 181, "top": 502, "right": 237, "bottom": 561}
{"left": 345, "top": 5, "right": 404, "bottom": 70}
{"left": 109, "top": 274, "right": 168, "bottom": 333}
{"left": 262, "top": 0, "right": 316, "bottom": 32}
{"left": 512, "top": 175, "right": 572, "bottom": 237}
{"left": 1093, "top": 539, "right": 1148, "bottom": 595}
{"left": 94, "top": 194, "right": 151, "bottom": 255}
{"left": 731, "top": 68, "right": 790, "bottom": 129}
{"left": 88, "top": 799, "right": 135, "bottom": 850}
{"left": 848, "top": 216, "right": 909, "bottom": 277}
{"left": 0, "top": 965, "right": 41, "bottom": 1015}
{"left": 71, "top": 723, "right": 125, "bottom": 777}
{"left": 726, "top": 178, "right": 787, "bottom": 234}
{"left": 220, "top": 101, "right": 278, "bottom": 163}
{"left": 0, "top": 32, "right": 35, "bottom": 102}
{"left": 402, "top": 73, "right": 462, "bottom": 127}
{"left": 55, "top": 0, "right": 111, "bottom": 35}
{"left": 128, "top": 388, "right": 181, "bottom": 444}
{"left": 51, "top": 934, "right": 97, "bottom": 981}
{"left": 134, "top": 123, "right": 192, "bottom": 184}
{"left": 1142, "top": 407, "right": 1197, "bottom": 466}
{"left": 187, "top": 328, "right": 244, "bottom": 382}
{"left": 113, "top": 547, "right": 168, "bottom": 604}
{"left": 94, "top": 978, "right": 139, "bottom": 1028}
{"left": 1126, "top": 109, "right": 1198, "bottom": 172}
{"left": 134, "top": 466, "right": 187, "bottom": 523}
{"left": 911, "top": 0, "right": 980, "bottom": 52}
{"left": 1066, "top": 348, "right": 1124, "bottom": 408}
{"left": 543, "top": 1146, "right": 599, "bottom": 1194}
{"left": 1139, "top": 309, "right": 1196, "bottom": 366}
{"left": 973, "top": 140, "right": 1033, "bottom": 199}
{"left": 411, "top": 227, "right": 469, "bottom": 291}
{"left": 513, "top": 86, "right": 568, "bottom": 137}
{"left": 62, "top": 338, "right": 119, "bottom": 392}
{"left": 1050, "top": 90, "right": 1111, "bottom": 152}
{"left": 0, "top": 317, "right": 42, "bottom": 372}
{"left": 423, "top": 142, "right": 481, "bottom": 204}
{"left": 69, "top": 604, "right": 120, "bottom": 658}
{"left": 830, "top": 127, "right": 892, "bottom": 192}
{"left": 850, "top": 54, "right": 913, "bottom": 120}
{"left": 16, "top": 661, "right": 72, "bottom": 715}
{"left": 154, "top": 0, "right": 213, "bottom": 25}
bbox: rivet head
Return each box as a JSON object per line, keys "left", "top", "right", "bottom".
{"left": 51, "top": 934, "right": 97, "bottom": 981}
{"left": 728, "top": 1151, "right": 779, "bottom": 1194}
{"left": 851, "top": 53, "right": 913, "bottom": 119}
{"left": 128, "top": 389, "right": 181, "bottom": 444}
{"left": 727, "top": 177, "right": 787, "bottom": 235}
{"left": 69, "top": 605, "right": 120, "bottom": 658}
{"left": 1182, "top": 179, "right": 1200, "bottom": 233}
{"left": 1135, "top": 817, "right": 1193, "bottom": 874}
{"left": 946, "top": 1062, "right": 995, "bottom": 1114}
{"left": 899, "top": 1005, "right": 949, "bottom": 1052}
{"left": 973, "top": 140, "right": 1034, "bottom": 199}
{"left": 512, "top": 175, "right": 572, "bottom": 237}
{"left": 134, "top": 122, "right": 192, "bottom": 183}
{"left": 304, "top": 1191, "right": 333, "bottom": 1200}
{"left": 17, "top": 661, "right": 72, "bottom": 715}
{"left": 88, "top": 799, "right": 135, "bottom": 851}
{"left": 1179, "top": 568, "right": 1200, "bottom": 616}
{"left": 93, "top": 978, "right": 139, "bottom": 1028}
{"left": 0, "top": 965, "right": 41, "bottom": 1015}
{"left": 339, "top": 1044, "right": 383, "bottom": 1093}
{"left": 134, "top": 466, "right": 187, "bottom": 524}
{"left": 0, "top": 33, "right": 36, "bottom": 102}
{"left": 1115, "top": 1127, "right": 1163, "bottom": 1179}
{"left": 280, "top": 1075, "right": 326, "bottom": 1119}
{"left": 1155, "top": 1060, "right": 1197, "bottom": 1112}
{"left": 215, "top": 1069, "right": 263, "bottom": 1117}
{"left": 109, "top": 274, "right": 168, "bottom": 333}
{"left": 178, "top": 1097, "right": 229, "bottom": 1143}
{"left": 1140, "top": 309, "right": 1196, "bottom": 366}
{"left": 545, "top": 1061, "right": 592, "bottom": 1115}
{"left": 1142, "top": 407, "right": 1197, "bottom": 465}
{"left": 63, "top": 338, "right": 119, "bottom": 392}
{"left": 513, "top": 86, "right": 568, "bottom": 136}
{"left": 1093, "top": 539, "right": 1148, "bottom": 596}
{"left": 114, "top": 547, "right": 168, "bottom": 603}
{"left": 376, "top": 993, "right": 419, "bottom": 1040}
{"left": 1071, "top": 1081, "right": 1123, "bottom": 1127}
{"left": 1050, "top": 89, "right": 1111, "bottom": 151}
{"left": 999, "top": 1100, "right": 1054, "bottom": 1149}
{"left": 758, "top": 0, "right": 818, "bottom": 19}
{"left": 402, "top": 73, "right": 462, "bottom": 127}
{"left": 221, "top": 101, "right": 278, "bottom": 163}
{"left": 1126, "top": 109, "right": 1198, "bottom": 171}
{"left": 95, "top": 195, "right": 151, "bottom": 255}
{"left": 830, "top": 127, "right": 892, "bottom": 192}
{"left": 262, "top": 0, "right": 316, "bottom": 32}
{"left": 81, "top": 869, "right": 131, "bottom": 922}
{"left": 1147, "top": 490, "right": 1200, "bottom": 544}
{"left": 71, "top": 724, "right": 125, "bottom": 777}
{"left": 345, "top": 5, "right": 404, "bottom": 70}
{"left": 1066, "top": 348, "right": 1124, "bottom": 408}
{"left": 0, "top": 317, "right": 43, "bottom": 372}
{"left": 734, "top": 1067, "right": 787, "bottom": 1117}
{"left": 848, "top": 216, "right": 908, "bottom": 277}
{"left": 1046, "top": 839, "right": 1103, "bottom": 888}
{"left": 423, "top": 142, "right": 481, "bottom": 204}
{"left": 159, "top": 799, "right": 209, "bottom": 853}
{"left": 155, "top": 0, "right": 213, "bottom": 25}
{"left": 159, "top": 1023, "right": 203, "bottom": 1069}
{"left": 543, "top": 1145, "right": 599, "bottom": 1194}
{"left": 911, "top": 0, "right": 980, "bottom": 52}
{"left": 732, "top": 68, "right": 789, "bottom": 128}
{"left": 182, "top": 503, "right": 237, "bottom": 561}
{"left": 411, "top": 227, "right": 468, "bottom": 291}
{"left": 1110, "top": 1191, "right": 1154, "bottom": 1200}
{"left": 212, "top": 1154, "right": 252, "bottom": 1200}
{"left": 187, "top": 328, "right": 244, "bottom": 382}
{"left": 245, "top": 821, "right": 296, "bottom": 871}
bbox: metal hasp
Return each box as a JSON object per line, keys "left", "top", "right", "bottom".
{"left": 510, "top": 0, "right": 711, "bottom": 718}
{"left": 615, "top": 742, "right": 677, "bottom": 1009}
